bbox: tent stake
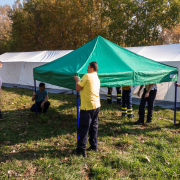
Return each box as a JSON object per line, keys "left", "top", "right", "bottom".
{"left": 34, "top": 80, "right": 37, "bottom": 114}
{"left": 77, "top": 91, "right": 80, "bottom": 142}
{"left": 174, "top": 81, "right": 177, "bottom": 124}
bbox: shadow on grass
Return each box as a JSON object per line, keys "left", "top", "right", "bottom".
{"left": 98, "top": 117, "right": 180, "bottom": 138}
{"left": 0, "top": 146, "right": 75, "bottom": 162}
{"left": 0, "top": 106, "right": 77, "bottom": 145}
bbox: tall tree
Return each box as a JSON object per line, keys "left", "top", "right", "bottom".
{"left": 0, "top": 5, "right": 12, "bottom": 54}
{"left": 102, "top": 0, "right": 180, "bottom": 47}
{"left": 8, "top": 0, "right": 107, "bottom": 52}
{"left": 160, "top": 24, "right": 180, "bottom": 44}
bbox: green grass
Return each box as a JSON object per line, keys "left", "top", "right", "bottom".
{"left": 0, "top": 87, "right": 180, "bottom": 179}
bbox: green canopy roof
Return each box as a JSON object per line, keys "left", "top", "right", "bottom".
{"left": 33, "top": 36, "right": 178, "bottom": 90}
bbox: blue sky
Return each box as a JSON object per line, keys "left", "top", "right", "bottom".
{"left": 0, "top": 0, "right": 22, "bottom": 6}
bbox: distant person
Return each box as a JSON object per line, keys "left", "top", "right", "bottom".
{"left": 107, "top": 87, "right": 121, "bottom": 105}
{"left": 135, "top": 84, "right": 157, "bottom": 124}
{"left": 122, "top": 86, "right": 133, "bottom": 118}
{"left": 0, "top": 61, "right": 3, "bottom": 119}
{"left": 73, "top": 62, "right": 100, "bottom": 157}
{"left": 174, "top": 82, "right": 180, "bottom": 126}
{"left": 30, "top": 83, "right": 50, "bottom": 113}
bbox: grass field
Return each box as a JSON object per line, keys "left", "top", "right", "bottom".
{"left": 1, "top": 86, "right": 180, "bottom": 179}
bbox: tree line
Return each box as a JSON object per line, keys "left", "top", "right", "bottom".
{"left": 0, "top": 0, "right": 180, "bottom": 54}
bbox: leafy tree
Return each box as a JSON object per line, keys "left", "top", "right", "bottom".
{"left": 102, "top": 0, "right": 180, "bottom": 46}
{"left": 0, "top": 5, "right": 12, "bottom": 54}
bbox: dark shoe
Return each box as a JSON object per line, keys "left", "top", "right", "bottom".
{"left": 175, "top": 122, "right": 180, "bottom": 126}
{"left": 146, "top": 120, "right": 152, "bottom": 124}
{"left": 87, "top": 146, "right": 98, "bottom": 152}
{"left": 128, "top": 115, "right": 133, "bottom": 119}
{"left": 107, "top": 99, "right": 112, "bottom": 104}
{"left": 76, "top": 147, "right": 87, "bottom": 157}
{"left": 134, "top": 120, "right": 144, "bottom": 125}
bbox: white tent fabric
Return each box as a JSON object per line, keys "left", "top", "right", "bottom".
{"left": 0, "top": 50, "right": 72, "bottom": 91}
{"left": 0, "top": 44, "right": 179, "bottom": 102}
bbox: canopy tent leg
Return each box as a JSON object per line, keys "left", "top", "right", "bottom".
{"left": 174, "top": 81, "right": 177, "bottom": 124}
{"left": 34, "top": 80, "right": 37, "bottom": 114}
{"left": 77, "top": 91, "right": 80, "bottom": 142}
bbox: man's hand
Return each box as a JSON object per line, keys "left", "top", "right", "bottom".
{"left": 34, "top": 92, "right": 37, "bottom": 96}
{"left": 41, "top": 102, "right": 44, "bottom": 108}
{"left": 73, "top": 76, "right": 80, "bottom": 82}
{"left": 175, "top": 82, "right": 179, "bottom": 87}
{"left": 145, "top": 92, "right": 149, "bottom": 98}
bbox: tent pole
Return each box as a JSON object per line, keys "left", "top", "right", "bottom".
{"left": 34, "top": 80, "right": 37, "bottom": 114}
{"left": 174, "top": 81, "right": 177, "bottom": 124}
{"left": 77, "top": 91, "right": 80, "bottom": 142}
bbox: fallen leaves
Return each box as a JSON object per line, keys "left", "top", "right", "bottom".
{"left": 145, "top": 156, "right": 151, "bottom": 163}
{"left": 63, "top": 157, "right": 69, "bottom": 162}
{"left": 4, "top": 141, "right": 11, "bottom": 145}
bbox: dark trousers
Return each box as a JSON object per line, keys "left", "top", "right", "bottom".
{"left": 30, "top": 101, "right": 50, "bottom": 113}
{"left": 78, "top": 107, "right": 100, "bottom": 149}
{"left": 116, "top": 87, "right": 122, "bottom": 105}
{"left": 139, "top": 89, "right": 157, "bottom": 122}
{"left": 122, "top": 89, "right": 133, "bottom": 118}
{"left": 107, "top": 87, "right": 121, "bottom": 104}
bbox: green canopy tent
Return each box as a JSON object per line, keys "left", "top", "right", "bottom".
{"left": 33, "top": 36, "right": 178, "bottom": 139}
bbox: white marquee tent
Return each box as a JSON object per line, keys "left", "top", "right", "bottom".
{"left": 0, "top": 44, "right": 179, "bottom": 102}
{"left": 0, "top": 50, "right": 73, "bottom": 92}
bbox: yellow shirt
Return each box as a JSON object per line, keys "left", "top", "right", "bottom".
{"left": 122, "top": 86, "right": 131, "bottom": 90}
{"left": 78, "top": 72, "right": 100, "bottom": 110}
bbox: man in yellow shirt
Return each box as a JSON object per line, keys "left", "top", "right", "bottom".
{"left": 73, "top": 62, "right": 100, "bottom": 157}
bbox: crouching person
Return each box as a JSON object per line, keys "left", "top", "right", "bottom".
{"left": 73, "top": 62, "right": 100, "bottom": 157}
{"left": 30, "top": 83, "right": 50, "bottom": 113}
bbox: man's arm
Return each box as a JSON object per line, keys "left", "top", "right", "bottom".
{"left": 137, "top": 85, "right": 144, "bottom": 97}
{"left": 175, "top": 82, "right": 180, "bottom": 87}
{"left": 41, "top": 95, "right": 48, "bottom": 108}
{"left": 73, "top": 76, "right": 83, "bottom": 91}
{"left": 145, "top": 84, "right": 154, "bottom": 98}
{"left": 32, "top": 92, "right": 36, "bottom": 101}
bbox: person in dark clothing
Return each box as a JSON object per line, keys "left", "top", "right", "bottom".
{"left": 121, "top": 86, "right": 133, "bottom": 118}
{"left": 30, "top": 83, "right": 50, "bottom": 113}
{"left": 174, "top": 82, "right": 180, "bottom": 126}
{"left": 107, "top": 87, "right": 121, "bottom": 105}
{"left": 135, "top": 84, "right": 157, "bottom": 124}
{"left": 0, "top": 61, "right": 3, "bottom": 119}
